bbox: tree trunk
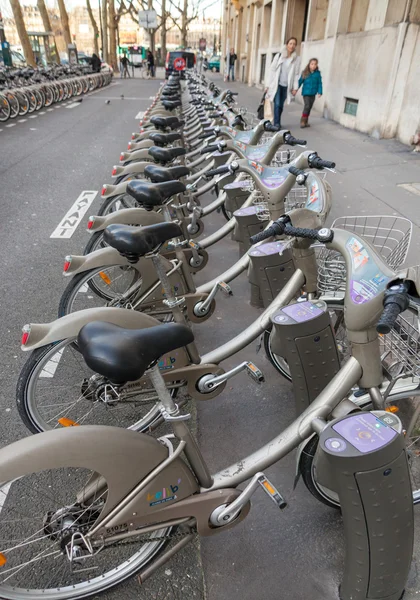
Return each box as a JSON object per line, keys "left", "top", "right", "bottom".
{"left": 148, "top": 0, "right": 155, "bottom": 56}
{"left": 8, "top": 0, "right": 36, "bottom": 66}
{"left": 37, "top": 0, "right": 60, "bottom": 63}
{"left": 86, "top": 0, "right": 99, "bottom": 56}
{"left": 108, "top": 0, "right": 118, "bottom": 71}
{"left": 57, "top": 0, "right": 72, "bottom": 47}
{"left": 181, "top": 0, "right": 188, "bottom": 48}
{"left": 101, "top": 0, "right": 108, "bottom": 63}
{"left": 161, "top": 0, "right": 167, "bottom": 63}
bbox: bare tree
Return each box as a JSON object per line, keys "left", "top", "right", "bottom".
{"left": 102, "top": 0, "right": 109, "bottom": 62}
{"left": 161, "top": 0, "right": 167, "bottom": 61}
{"left": 127, "top": 0, "right": 163, "bottom": 58}
{"left": 57, "top": 0, "right": 72, "bottom": 47}
{"left": 37, "top": 0, "right": 60, "bottom": 63}
{"left": 168, "top": 0, "right": 219, "bottom": 48}
{"left": 86, "top": 0, "right": 100, "bottom": 55}
{"left": 8, "top": 0, "right": 36, "bottom": 66}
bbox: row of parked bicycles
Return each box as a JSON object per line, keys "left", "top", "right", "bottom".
{"left": 0, "top": 71, "right": 419, "bottom": 598}
{"left": 0, "top": 64, "right": 113, "bottom": 123}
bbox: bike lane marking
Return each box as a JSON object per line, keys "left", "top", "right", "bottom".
{"left": 50, "top": 191, "right": 98, "bottom": 239}
{"left": 6, "top": 123, "right": 15, "bottom": 127}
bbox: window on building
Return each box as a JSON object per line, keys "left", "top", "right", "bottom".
{"left": 348, "top": 0, "right": 369, "bottom": 33}
{"left": 306, "top": 0, "right": 328, "bottom": 41}
{"left": 260, "top": 53, "right": 266, "bottom": 84}
{"left": 344, "top": 97, "right": 358, "bottom": 116}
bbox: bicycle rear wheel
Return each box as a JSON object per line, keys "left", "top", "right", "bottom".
{"left": 0, "top": 466, "right": 171, "bottom": 598}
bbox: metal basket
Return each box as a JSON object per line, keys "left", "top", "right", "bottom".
{"left": 317, "top": 215, "right": 412, "bottom": 294}
{"left": 272, "top": 149, "right": 296, "bottom": 166}
{"left": 380, "top": 304, "right": 420, "bottom": 380}
{"left": 284, "top": 185, "right": 307, "bottom": 212}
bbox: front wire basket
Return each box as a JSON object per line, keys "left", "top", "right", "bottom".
{"left": 380, "top": 303, "right": 420, "bottom": 381}
{"left": 317, "top": 215, "right": 412, "bottom": 295}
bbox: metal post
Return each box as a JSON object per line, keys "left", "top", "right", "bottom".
{"left": 0, "top": 10, "right": 13, "bottom": 67}
{"left": 98, "top": 0, "right": 104, "bottom": 58}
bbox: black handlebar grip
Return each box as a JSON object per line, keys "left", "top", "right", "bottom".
{"left": 200, "top": 144, "right": 219, "bottom": 155}
{"left": 198, "top": 131, "right": 216, "bottom": 140}
{"left": 288, "top": 166, "right": 305, "bottom": 177}
{"left": 250, "top": 222, "right": 286, "bottom": 244}
{"left": 311, "top": 157, "right": 336, "bottom": 169}
{"left": 376, "top": 302, "right": 402, "bottom": 335}
{"left": 283, "top": 225, "right": 321, "bottom": 240}
{"left": 204, "top": 165, "right": 231, "bottom": 179}
{"left": 286, "top": 136, "right": 307, "bottom": 146}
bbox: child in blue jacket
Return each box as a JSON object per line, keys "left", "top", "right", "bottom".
{"left": 298, "top": 58, "right": 323, "bottom": 128}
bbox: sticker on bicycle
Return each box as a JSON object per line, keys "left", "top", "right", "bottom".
{"left": 245, "top": 144, "right": 269, "bottom": 161}
{"left": 234, "top": 206, "right": 258, "bottom": 216}
{"left": 260, "top": 166, "right": 287, "bottom": 189}
{"left": 248, "top": 160, "right": 264, "bottom": 175}
{"left": 346, "top": 236, "right": 390, "bottom": 305}
{"left": 224, "top": 180, "right": 253, "bottom": 190}
{"left": 305, "top": 175, "right": 322, "bottom": 212}
{"left": 249, "top": 241, "right": 285, "bottom": 256}
{"left": 173, "top": 57, "right": 186, "bottom": 71}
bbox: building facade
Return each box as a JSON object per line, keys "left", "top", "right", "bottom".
{"left": 222, "top": 0, "right": 420, "bottom": 146}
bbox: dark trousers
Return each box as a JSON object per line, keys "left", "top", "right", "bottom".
{"left": 303, "top": 95, "right": 315, "bottom": 116}
{"left": 228, "top": 64, "right": 235, "bottom": 80}
{"left": 273, "top": 84, "right": 288, "bottom": 127}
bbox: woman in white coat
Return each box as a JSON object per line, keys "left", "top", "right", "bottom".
{"left": 265, "top": 37, "right": 301, "bottom": 128}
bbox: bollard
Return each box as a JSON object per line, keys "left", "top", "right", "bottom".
{"left": 317, "top": 411, "right": 413, "bottom": 600}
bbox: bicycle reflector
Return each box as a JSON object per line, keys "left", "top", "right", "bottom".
{"left": 63, "top": 256, "right": 72, "bottom": 273}
{"left": 0, "top": 553, "right": 6, "bottom": 567}
{"left": 119, "top": 153, "right": 125, "bottom": 161}
{"left": 58, "top": 417, "right": 80, "bottom": 427}
{"left": 101, "top": 185, "right": 107, "bottom": 196}
{"left": 127, "top": 142, "right": 132, "bottom": 150}
{"left": 87, "top": 217, "right": 95, "bottom": 230}
{"left": 112, "top": 166, "right": 117, "bottom": 176}
{"left": 21, "top": 325, "right": 31, "bottom": 346}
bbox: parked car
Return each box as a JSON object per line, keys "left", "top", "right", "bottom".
{"left": 208, "top": 55, "right": 220, "bottom": 72}
{"left": 165, "top": 51, "right": 195, "bottom": 79}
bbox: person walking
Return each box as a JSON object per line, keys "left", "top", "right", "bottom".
{"left": 91, "top": 53, "right": 101, "bottom": 73}
{"left": 265, "top": 37, "right": 301, "bottom": 128}
{"left": 298, "top": 58, "right": 322, "bottom": 128}
{"left": 226, "top": 48, "right": 237, "bottom": 81}
{"left": 147, "top": 50, "right": 155, "bottom": 78}
{"left": 121, "top": 53, "right": 131, "bottom": 78}
{"left": 119, "top": 55, "right": 124, "bottom": 78}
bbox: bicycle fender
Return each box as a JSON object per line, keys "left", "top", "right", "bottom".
{"left": 120, "top": 148, "right": 150, "bottom": 163}
{"left": 101, "top": 181, "right": 130, "bottom": 199}
{"left": 112, "top": 161, "right": 150, "bottom": 178}
{"left": 21, "top": 307, "right": 162, "bottom": 351}
{"left": 88, "top": 208, "right": 164, "bottom": 232}
{"left": 63, "top": 246, "right": 143, "bottom": 276}
{"left": 126, "top": 139, "right": 154, "bottom": 152}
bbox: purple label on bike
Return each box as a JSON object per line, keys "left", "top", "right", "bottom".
{"left": 249, "top": 241, "right": 285, "bottom": 256}
{"left": 282, "top": 301, "right": 324, "bottom": 323}
{"left": 236, "top": 130, "right": 253, "bottom": 143}
{"left": 224, "top": 180, "right": 253, "bottom": 190}
{"left": 333, "top": 413, "right": 396, "bottom": 453}
{"left": 262, "top": 176, "right": 286, "bottom": 189}
{"left": 245, "top": 145, "right": 269, "bottom": 161}
{"left": 234, "top": 206, "right": 258, "bottom": 216}
{"left": 346, "top": 235, "right": 390, "bottom": 304}
{"left": 304, "top": 174, "right": 322, "bottom": 212}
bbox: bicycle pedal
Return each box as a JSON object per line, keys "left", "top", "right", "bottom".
{"left": 246, "top": 362, "right": 264, "bottom": 384}
{"left": 189, "top": 240, "right": 201, "bottom": 250}
{"left": 258, "top": 475, "right": 287, "bottom": 509}
{"left": 218, "top": 281, "right": 233, "bottom": 296}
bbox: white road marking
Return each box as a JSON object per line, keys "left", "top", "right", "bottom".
{"left": 30, "top": 128, "right": 37, "bottom": 131}
{"left": 39, "top": 111, "right": 46, "bottom": 115}
{"left": 50, "top": 191, "right": 98, "bottom": 239}
{"left": 40, "top": 348, "right": 64, "bottom": 378}
{"left": 66, "top": 102, "right": 81, "bottom": 109}
{"left": 0, "top": 129, "right": 2, "bottom": 133}
{"left": 135, "top": 111, "right": 145, "bottom": 119}
{"left": 6, "top": 123, "right": 15, "bottom": 127}
{"left": 47, "top": 108, "right": 54, "bottom": 112}
{"left": 0, "top": 482, "right": 12, "bottom": 513}
{"left": 29, "top": 115, "right": 38, "bottom": 119}
{"left": 18, "top": 118, "right": 27, "bottom": 123}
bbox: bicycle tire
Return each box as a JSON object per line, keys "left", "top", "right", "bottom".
{"left": 5, "top": 90, "right": 19, "bottom": 118}
{"left": 16, "top": 89, "right": 30, "bottom": 116}
{"left": 0, "top": 93, "right": 11, "bottom": 122}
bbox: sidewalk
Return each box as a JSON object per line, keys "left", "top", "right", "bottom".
{"left": 209, "top": 73, "right": 420, "bottom": 265}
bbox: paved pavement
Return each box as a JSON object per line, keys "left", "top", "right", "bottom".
{"left": 0, "top": 73, "right": 420, "bottom": 599}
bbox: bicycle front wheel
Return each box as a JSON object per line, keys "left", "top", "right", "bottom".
{"left": 0, "top": 466, "right": 171, "bottom": 598}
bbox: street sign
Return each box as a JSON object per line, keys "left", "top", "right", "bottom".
{"left": 173, "top": 57, "right": 186, "bottom": 71}
{"left": 199, "top": 38, "right": 206, "bottom": 51}
{"left": 138, "top": 10, "right": 158, "bottom": 30}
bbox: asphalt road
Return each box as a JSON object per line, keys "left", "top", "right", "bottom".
{"left": 0, "top": 74, "right": 420, "bottom": 600}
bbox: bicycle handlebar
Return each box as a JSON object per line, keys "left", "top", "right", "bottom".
{"left": 204, "top": 164, "right": 232, "bottom": 178}
{"left": 249, "top": 217, "right": 334, "bottom": 245}
{"left": 200, "top": 143, "right": 221, "bottom": 154}
{"left": 284, "top": 133, "right": 307, "bottom": 146}
{"left": 308, "top": 153, "right": 336, "bottom": 170}
{"left": 288, "top": 166, "right": 306, "bottom": 178}
{"left": 376, "top": 283, "right": 410, "bottom": 334}
{"left": 198, "top": 131, "right": 216, "bottom": 140}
